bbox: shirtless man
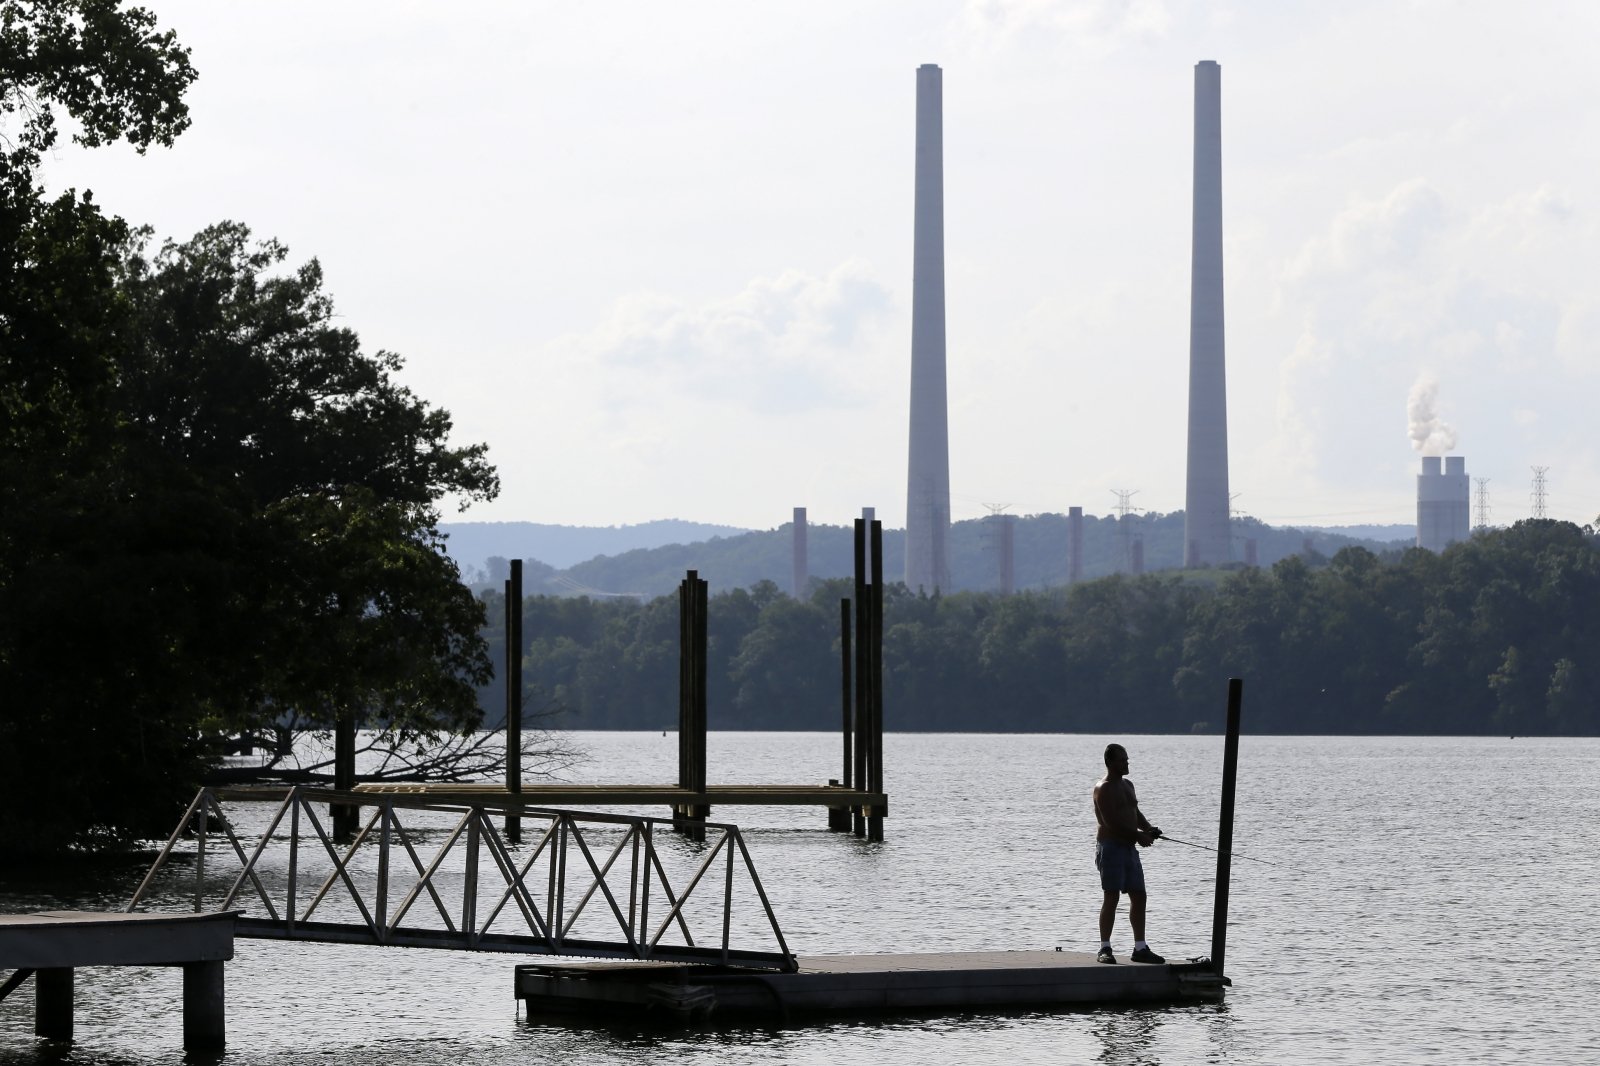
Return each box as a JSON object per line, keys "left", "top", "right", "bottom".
{"left": 1092, "top": 743, "right": 1164, "bottom": 964}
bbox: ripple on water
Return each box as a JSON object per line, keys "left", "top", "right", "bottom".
{"left": 3, "top": 733, "right": 1598, "bottom": 1066}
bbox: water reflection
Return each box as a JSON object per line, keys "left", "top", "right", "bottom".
{"left": 1090, "top": 1008, "right": 1162, "bottom": 1065}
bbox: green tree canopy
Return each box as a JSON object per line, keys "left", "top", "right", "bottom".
{"left": 0, "top": 3, "right": 499, "bottom": 855}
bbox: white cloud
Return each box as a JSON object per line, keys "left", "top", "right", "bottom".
{"left": 1266, "top": 175, "right": 1600, "bottom": 508}
{"left": 961, "top": 0, "right": 1175, "bottom": 51}
{"left": 40, "top": 2, "right": 1600, "bottom": 528}
{"left": 1264, "top": 323, "right": 1330, "bottom": 476}
{"left": 553, "top": 261, "right": 895, "bottom": 416}
{"left": 1284, "top": 178, "right": 1447, "bottom": 284}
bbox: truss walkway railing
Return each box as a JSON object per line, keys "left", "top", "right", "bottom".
{"left": 129, "top": 786, "right": 795, "bottom": 971}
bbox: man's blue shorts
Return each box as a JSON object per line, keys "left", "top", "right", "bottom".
{"left": 1096, "top": 839, "right": 1146, "bottom": 894}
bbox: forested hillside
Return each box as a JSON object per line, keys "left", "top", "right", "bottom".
{"left": 485, "top": 511, "right": 1409, "bottom": 599}
{"left": 482, "top": 520, "right": 1600, "bottom": 736}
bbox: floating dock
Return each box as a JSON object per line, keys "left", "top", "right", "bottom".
{"left": 516, "top": 949, "right": 1227, "bottom": 1022}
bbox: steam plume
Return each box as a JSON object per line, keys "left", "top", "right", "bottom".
{"left": 1407, "top": 375, "right": 1457, "bottom": 454}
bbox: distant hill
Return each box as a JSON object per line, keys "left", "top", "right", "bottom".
{"left": 440, "top": 519, "right": 750, "bottom": 576}
{"left": 461, "top": 511, "right": 1419, "bottom": 600}
{"left": 1307, "top": 523, "right": 1414, "bottom": 544}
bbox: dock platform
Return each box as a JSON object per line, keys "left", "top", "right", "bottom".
{"left": 0, "top": 910, "right": 237, "bottom": 1049}
{"left": 354, "top": 781, "right": 887, "bottom": 813}
{"left": 515, "top": 949, "right": 1226, "bottom": 1022}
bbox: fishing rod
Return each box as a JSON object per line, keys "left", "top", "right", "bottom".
{"left": 1156, "top": 833, "right": 1291, "bottom": 869}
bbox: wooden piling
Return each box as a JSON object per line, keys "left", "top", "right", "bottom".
{"left": 34, "top": 967, "right": 72, "bottom": 1040}
{"left": 852, "top": 522, "right": 869, "bottom": 838}
{"left": 1211, "top": 677, "right": 1243, "bottom": 978}
{"left": 332, "top": 716, "right": 357, "bottom": 839}
{"left": 830, "top": 597, "right": 854, "bottom": 832}
{"left": 840, "top": 597, "right": 853, "bottom": 791}
{"left": 677, "top": 571, "right": 709, "bottom": 839}
{"left": 506, "top": 559, "right": 524, "bottom": 844}
{"left": 868, "top": 520, "right": 885, "bottom": 842}
{"left": 182, "top": 960, "right": 226, "bottom": 1050}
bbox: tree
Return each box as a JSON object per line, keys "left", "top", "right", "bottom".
{"left": 115, "top": 223, "right": 499, "bottom": 730}
{"left": 728, "top": 594, "right": 836, "bottom": 728}
{"left": 1, "top": 0, "right": 194, "bottom": 198}
{"left": 1, "top": 1, "right": 203, "bottom": 855}
{"left": 0, "top": 5, "right": 504, "bottom": 854}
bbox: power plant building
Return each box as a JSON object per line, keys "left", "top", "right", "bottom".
{"left": 1417, "top": 456, "right": 1470, "bottom": 552}
{"left": 904, "top": 63, "right": 952, "bottom": 593}
{"left": 1183, "top": 60, "right": 1232, "bottom": 568}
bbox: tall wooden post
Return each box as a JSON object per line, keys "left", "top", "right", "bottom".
{"left": 829, "top": 598, "right": 854, "bottom": 831}
{"left": 1211, "top": 677, "right": 1243, "bottom": 978}
{"left": 840, "top": 598, "right": 853, "bottom": 790}
{"left": 677, "top": 571, "right": 708, "bottom": 839}
{"left": 506, "top": 559, "right": 523, "bottom": 844}
{"left": 332, "top": 714, "right": 357, "bottom": 838}
{"left": 852, "top": 521, "right": 869, "bottom": 838}
{"left": 868, "top": 519, "right": 885, "bottom": 841}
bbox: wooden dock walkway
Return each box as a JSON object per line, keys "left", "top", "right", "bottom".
{"left": 516, "top": 948, "right": 1227, "bottom": 1021}
{"left": 353, "top": 781, "right": 888, "bottom": 812}
{"left": 0, "top": 910, "right": 237, "bottom": 1050}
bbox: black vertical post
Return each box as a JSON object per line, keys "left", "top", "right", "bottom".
{"left": 694, "top": 575, "right": 707, "bottom": 803}
{"left": 840, "top": 598, "right": 853, "bottom": 789}
{"left": 182, "top": 960, "right": 226, "bottom": 1050}
{"left": 332, "top": 714, "right": 357, "bottom": 838}
{"left": 868, "top": 519, "right": 885, "bottom": 842}
{"left": 829, "top": 597, "right": 854, "bottom": 832}
{"left": 677, "top": 571, "right": 708, "bottom": 840}
{"left": 852, "top": 521, "right": 868, "bottom": 838}
{"left": 678, "top": 573, "right": 690, "bottom": 791}
{"left": 34, "top": 968, "right": 73, "bottom": 1040}
{"left": 1211, "top": 677, "right": 1243, "bottom": 978}
{"left": 506, "top": 560, "right": 523, "bottom": 844}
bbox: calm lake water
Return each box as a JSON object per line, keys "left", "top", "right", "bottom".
{"left": 2, "top": 732, "right": 1597, "bottom": 1065}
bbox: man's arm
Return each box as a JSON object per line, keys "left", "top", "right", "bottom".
{"left": 1127, "top": 781, "right": 1160, "bottom": 846}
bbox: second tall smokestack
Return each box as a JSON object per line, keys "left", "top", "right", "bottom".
{"left": 1183, "top": 60, "right": 1231, "bottom": 568}
{"left": 905, "top": 63, "right": 951, "bottom": 593}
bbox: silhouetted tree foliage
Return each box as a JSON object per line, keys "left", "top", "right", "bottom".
{"left": 487, "top": 521, "right": 1600, "bottom": 737}
{"left": 1, "top": 2, "right": 497, "bottom": 856}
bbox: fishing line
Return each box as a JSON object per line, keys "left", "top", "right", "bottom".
{"left": 1157, "top": 833, "right": 1292, "bottom": 869}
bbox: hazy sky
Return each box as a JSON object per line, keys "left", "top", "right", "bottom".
{"left": 36, "top": 0, "right": 1600, "bottom": 529}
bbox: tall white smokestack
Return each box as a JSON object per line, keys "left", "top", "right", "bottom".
{"left": 1184, "top": 60, "right": 1231, "bottom": 567}
{"left": 905, "top": 63, "right": 951, "bottom": 593}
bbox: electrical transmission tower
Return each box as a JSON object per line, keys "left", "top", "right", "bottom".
{"left": 1531, "top": 466, "right": 1549, "bottom": 520}
{"left": 981, "top": 503, "right": 1015, "bottom": 595}
{"left": 1228, "top": 491, "right": 1248, "bottom": 538}
{"left": 1110, "top": 489, "right": 1140, "bottom": 573}
{"left": 1473, "top": 477, "right": 1492, "bottom": 531}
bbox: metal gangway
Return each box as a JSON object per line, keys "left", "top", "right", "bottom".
{"left": 130, "top": 786, "right": 795, "bottom": 972}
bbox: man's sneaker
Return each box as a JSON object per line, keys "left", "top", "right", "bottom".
{"left": 1096, "top": 946, "right": 1117, "bottom": 964}
{"left": 1130, "top": 946, "right": 1166, "bottom": 964}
